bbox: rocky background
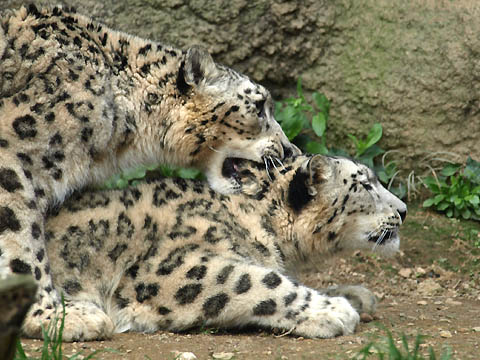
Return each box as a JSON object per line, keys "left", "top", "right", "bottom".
{"left": 2, "top": 0, "right": 479, "bottom": 172}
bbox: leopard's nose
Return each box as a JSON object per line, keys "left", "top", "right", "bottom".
{"left": 398, "top": 209, "right": 407, "bottom": 222}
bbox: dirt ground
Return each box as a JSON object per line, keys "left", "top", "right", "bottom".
{"left": 20, "top": 202, "right": 480, "bottom": 359}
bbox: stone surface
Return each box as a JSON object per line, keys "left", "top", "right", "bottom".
{"left": 2, "top": 0, "right": 479, "bottom": 171}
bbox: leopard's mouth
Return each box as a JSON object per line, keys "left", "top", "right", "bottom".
{"left": 367, "top": 229, "right": 398, "bottom": 245}
{"left": 221, "top": 157, "right": 243, "bottom": 184}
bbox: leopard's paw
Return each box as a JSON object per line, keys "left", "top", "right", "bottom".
{"left": 23, "top": 301, "right": 114, "bottom": 341}
{"left": 293, "top": 293, "right": 360, "bottom": 338}
{"left": 321, "top": 285, "right": 377, "bottom": 316}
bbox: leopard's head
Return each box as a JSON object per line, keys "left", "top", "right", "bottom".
{"left": 167, "top": 46, "right": 299, "bottom": 194}
{"left": 224, "top": 154, "right": 407, "bottom": 257}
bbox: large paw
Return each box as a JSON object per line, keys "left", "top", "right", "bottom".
{"left": 321, "top": 285, "right": 377, "bottom": 316}
{"left": 293, "top": 294, "right": 360, "bottom": 338}
{"left": 23, "top": 301, "right": 114, "bottom": 341}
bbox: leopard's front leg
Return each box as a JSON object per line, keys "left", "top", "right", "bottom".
{"left": 206, "top": 260, "right": 361, "bottom": 338}
{"left": 130, "top": 254, "right": 360, "bottom": 338}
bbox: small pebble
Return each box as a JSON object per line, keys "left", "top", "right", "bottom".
{"left": 439, "top": 330, "right": 452, "bottom": 338}
{"left": 360, "top": 313, "right": 373, "bottom": 322}
{"left": 212, "top": 352, "right": 235, "bottom": 360}
{"left": 172, "top": 351, "right": 197, "bottom": 360}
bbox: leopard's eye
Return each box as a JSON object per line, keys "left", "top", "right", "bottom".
{"left": 255, "top": 99, "right": 266, "bottom": 118}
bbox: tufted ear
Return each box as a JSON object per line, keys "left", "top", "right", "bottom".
{"left": 183, "top": 45, "right": 218, "bottom": 86}
{"left": 287, "top": 155, "right": 329, "bottom": 213}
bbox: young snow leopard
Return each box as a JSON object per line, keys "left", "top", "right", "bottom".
{"left": 44, "top": 154, "right": 407, "bottom": 340}
{"left": 0, "top": 5, "right": 297, "bottom": 340}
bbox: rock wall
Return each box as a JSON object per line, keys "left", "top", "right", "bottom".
{"left": 2, "top": 0, "right": 479, "bottom": 170}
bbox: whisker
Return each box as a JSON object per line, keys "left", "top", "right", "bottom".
{"left": 274, "top": 157, "right": 286, "bottom": 170}
{"left": 366, "top": 225, "right": 382, "bottom": 239}
{"left": 207, "top": 145, "right": 227, "bottom": 154}
{"left": 264, "top": 157, "right": 273, "bottom": 181}
{"left": 373, "top": 229, "right": 387, "bottom": 251}
{"left": 269, "top": 156, "right": 280, "bottom": 173}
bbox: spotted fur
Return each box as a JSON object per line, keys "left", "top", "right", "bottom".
{"left": 0, "top": 5, "right": 297, "bottom": 340}
{"left": 44, "top": 154, "right": 406, "bottom": 340}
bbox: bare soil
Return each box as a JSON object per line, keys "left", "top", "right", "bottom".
{"left": 20, "top": 202, "right": 480, "bottom": 359}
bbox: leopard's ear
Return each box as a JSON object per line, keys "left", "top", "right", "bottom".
{"left": 302, "top": 155, "right": 329, "bottom": 190}
{"left": 184, "top": 45, "right": 218, "bottom": 86}
{"left": 287, "top": 155, "right": 329, "bottom": 213}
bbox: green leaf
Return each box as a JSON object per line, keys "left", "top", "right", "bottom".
{"left": 423, "top": 198, "right": 435, "bottom": 207}
{"left": 377, "top": 170, "right": 389, "bottom": 184}
{"left": 433, "top": 194, "right": 445, "bottom": 205}
{"left": 312, "top": 92, "right": 330, "bottom": 114}
{"left": 278, "top": 106, "right": 304, "bottom": 140}
{"left": 447, "top": 209, "right": 453, "bottom": 217}
{"left": 462, "top": 208, "right": 472, "bottom": 219}
{"left": 465, "top": 156, "right": 480, "bottom": 184}
{"left": 296, "top": 77, "right": 304, "bottom": 100}
{"left": 384, "top": 161, "right": 398, "bottom": 175}
{"left": 441, "top": 163, "right": 461, "bottom": 177}
{"left": 306, "top": 141, "right": 328, "bottom": 155}
{"left": 347, "top": 133, "right": 360, "bottom": 148}
{"left": 365, "top": 123, "right": 383, "bottom": 149}
{"left": 177, "top": 167, "right": 203, "bottom": 179}
{"left": 390, "top": 184, "right": 406, "bottom": 199}
{"left": 467, "top": 195, "right": 480, "bottom": 205}
{"left": 358, "top": 144, "right": 385, "bottom": 162}
{"left": 312, "top": 113, "right": 327, "bottom": 137}
{"left": 437, "top": 202, "right": 450, "bottom": 211}
{"left": 423, "top": 176, "right": 441, "bottom": 192}
{"left": 454, "top": 196, "right": 463, "bottom": 206}
{"left": 327, "top": 147, "right": 351, "bottom": 157}
{"left": 357, "top": 155, "right": 374, "bottom": 169}
{"left": 115, "top": 178, "right": 128, "bottom": 189}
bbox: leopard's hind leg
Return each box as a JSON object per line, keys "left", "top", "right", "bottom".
{"left": 0, "top": 153, "right": 113, "bottom": 341}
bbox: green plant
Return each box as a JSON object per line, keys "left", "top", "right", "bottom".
{"left": 423, "top": 157, "right": 480, "bottom": 220}
{"left": 275, "top": 78, "right": 330, "bottom": 155}
{"left": 348, "top": 123, "right": 384, "bottom": 169}
{"left": 274, "top": 78, "right": 408, "bottom": 197}
{"left": 15, "top": 296, "right": 109, "bottom": 360}
{"left": 355, "top": 330, "right": 452, "bottom": 360}
{"left": 102, "top": 164, "right": 204, "bottom": 190}
{"left": 376, "top": 151, "right": 407, "bottom": 199}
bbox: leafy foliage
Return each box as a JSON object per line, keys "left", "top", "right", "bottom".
{"left": 275, "top": 78, "right": 330, "bottom": 155}
{"left": 423, "top": 157, "right": 480, "bottom": 221}
{"left": 101, "top": 164, "right": 204, "bottom": 190}
{"left": 355, "top": 330, "right": 452, "bottom": 360}
{"left": 348, "top": 123, "right": 385, "bottom": 169}
{"left": 275, "top": 78, "right": 405, "bottom": 197}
